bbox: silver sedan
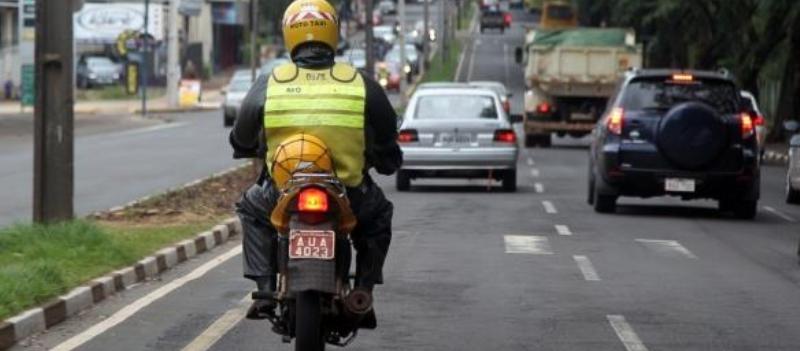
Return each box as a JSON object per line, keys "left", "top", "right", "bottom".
{"left": 396, "top": 88, "right": 522, "bottom": 191}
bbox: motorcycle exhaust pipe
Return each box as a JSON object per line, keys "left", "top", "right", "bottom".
{"left": 343, "top": 289, "right": 373, "bottom": 315}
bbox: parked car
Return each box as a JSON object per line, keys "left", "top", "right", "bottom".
{"left": 396, "top": 87, "right": 522, "bottom": 192}
{"left": 222, "top": 76, "right": 253, "bottom": 127}
{"left": 377, "top": 0, "right": 397, "bottom": 15}
{"left": 480, "top": 7, "right": 506, "bottom": 33}
{"left": 588, "top": 69, "right": 761, "bottom": 218}
{"left": 469, "top": 81, "right": 512, "bottom": 113}
{"left": 785, "top": 120, "right": 800, "bottom": 204}
{"left": 76, "top": 56, "right": 121, "bottom": 89}
{"left": 740, "top": 91, "right": 768, "bottom": 156}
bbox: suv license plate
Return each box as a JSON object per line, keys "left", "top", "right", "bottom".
{"left": 289, "top": 230, "right": 335, "bottom": 260}
{"left": 665, "top": 178, "right": 696, "bottom": 193}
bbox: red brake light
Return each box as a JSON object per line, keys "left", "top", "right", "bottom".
{"left": 740, "top": 112, "right": 754, "bottom": 139}
{"left": 494, "top": 129, "right": 517, "bottom": 143}
{"left": 398, "top": 129, "right": 418, "bottom": 143}
{"left": 607, "top": 107, "right": 624, "bottom": 135}
{"left": 537, "top": 102, "right": 551, "bottom": 114}
{"left": 298, "top": 188, "right": 328, "bottom": 212}
{"left": 753, "top": 114, "right": 765, "bottom": 126}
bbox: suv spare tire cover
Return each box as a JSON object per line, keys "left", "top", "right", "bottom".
{"left": 656, "top": 102, "right": 728, "bottom": 170}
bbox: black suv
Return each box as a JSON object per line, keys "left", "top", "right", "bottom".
{"left": 588, "top": 69, "right": 760, "bottom": 219}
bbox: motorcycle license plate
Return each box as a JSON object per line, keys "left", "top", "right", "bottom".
{"left": 665, "top": 178, "right": 695, "bottom": 193}
{"left": 289, "top": 230, "right": 335, "bottom": 260}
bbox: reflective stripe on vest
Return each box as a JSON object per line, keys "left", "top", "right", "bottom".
{"left": 264, "top": 63, "right": 367, "bottom": 187}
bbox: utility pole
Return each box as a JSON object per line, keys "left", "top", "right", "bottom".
{"left": 422, "top": 0, "right": 429, "bottom": 75}
{"left": 166, "top": 0, "right": 180, "bottom": 107}
{"left": 398, "top": 0, "right": 406, "bottom": 106}
{"left": 364, "top": 0, "right": 375, "bottom": 79}
{"left": 33, "top": 0, "right": 76, "bottom": 222}
{"left": 250, "top": 0, "right": 259, "bottom": 82}
{"left": 141, "top": 0, "right": 150, "bottom": 116}
{"left": 440, "top": 0, "right": 447, "bottom": 65}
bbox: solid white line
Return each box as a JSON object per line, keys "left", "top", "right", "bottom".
{"left": 467, "top": 39, "right": 478, "bottom": 82}
{"left": 503, "top": 235, "right": 553, "bottom": 255}
{"left": 181, "top": 295, "right": 250, "bottom": 351}
{"left": 526, "top": 158, "right": 535, "bottom": 166}
{"left": 530, "top": 169, "right": 540, "bottom": 177}
{"left": 607, "top": 315, "right": 649, "bottom": 351}
{"left": 110, "top": 122, "right": 188, "bottom": 137}
{"left": 454, "top": 42, "right": 469, "bottom": 81}
{"left": 51, "top": 246, "right": 243, "bottom": 351}
{"left": 573, "top": 255, "right": 600, "bottom": 281}
{"left": 542, "top": 200, "right": 557, "bottom": 214}
{"left": 635, "top": 239, "right": 697, "bottom": 259}
{"left": 534, "top": 182, "right": 544, "bottom": 193}
{"left": 762, "top": 206, "right": 798, "bottom": 223}
{"left": 555, "top": 224, "right": 572, "bottom": 236}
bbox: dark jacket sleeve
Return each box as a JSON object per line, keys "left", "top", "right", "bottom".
{"left": 362, "top": 73, "right": 403, "bottom": 175}
{"left": 229, "top": 74, "right": 268, "bottom": 159}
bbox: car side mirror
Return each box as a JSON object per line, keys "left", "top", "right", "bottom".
{"left": 785, "top": 120, "right": 800, "bottom": 133}
{"left": 514, "top": 47, "right": 523, "bottom": 64}
{"left": 509, "top": 114, "right": 523, "bottom": 124}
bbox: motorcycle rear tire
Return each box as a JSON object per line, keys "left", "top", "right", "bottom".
{"left": 295, "top": 291, "right": 325, "bottom": 351}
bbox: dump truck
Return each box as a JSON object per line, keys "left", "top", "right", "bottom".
{"left": 515, "top": 28, "right": 643, "bottom": 147}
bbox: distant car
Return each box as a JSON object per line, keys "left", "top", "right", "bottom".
{"left": 785, "top": 120, "right": 800, "bottom": 204}
{"left": 377, "top": 0, "right": 397, "bottom": 15}
{"left": 740, "top": 91, "right": 768, "bottom": 156}
{"left": 469, "top": 81, "right": 512, "bottom": 113}
{"left": 373, "top": 25, "right": 397, "bottom": 45}
{"left": 341, "top": 48, "right": 367, "bottom": 70}
{"left": 222, "top": 76, "right": 253, "bottom": 127}
{"left": 76, "top": 56, "right": 121, "bottom": 89}
{"left": 396, "top": 87, "right": 522, "bottom": 192}
{"left": 588, "top": 69, "right": 761, "bottom": 218}
{"left": 480, "top": 8, "right": 506, "bottom": 33}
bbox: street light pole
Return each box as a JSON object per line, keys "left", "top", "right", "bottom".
{"left": 398, "top": 0, "right": 406, "bottom": 106}
{"left": 33, "top": 0, "right": 76, "bottom": 222}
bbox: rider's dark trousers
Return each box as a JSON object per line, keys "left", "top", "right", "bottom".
{"left": 237, "top": 175, "right": 393, "bottom": 289}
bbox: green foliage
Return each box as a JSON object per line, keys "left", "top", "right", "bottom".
{"left": 422, "top": 39, "right": 463, "bottom": 83}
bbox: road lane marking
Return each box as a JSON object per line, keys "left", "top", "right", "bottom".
{"left": 526, "top": 157, "right": 534, "bottom": 166}
{"left": 110, "top": 122, "right": 188, "bottom": 137}
{"left": 530, "top": 169, "right": 540, "bottom": 177}
{"left": 762, "top": 206, "right": 797, "bottom": 223}
{"left": 607, "top": 315, "right": 649, "bottom": 351}
{"left": 467, "top": 39, "right": 478, "bottom": 82}
{"left": 534, "top": 182, "right": 544, "bottom": 193}
{"left": 555, "top": 224, "right": 572, "bottom": 236}
{"left": 573, "top": 255, "right": 600, "bottom": 281}
{"left": 504, "top": 235, "right": 553, "bottom": 255}
{"left": 454, "top": 43, "right": 469, "bottom": 81}
{"left": 542, "top": 200, "right": 557, "bottom": 214}
{"left": 51, "top": 246, "right": 243, "bottom": 351}
{"left": 635, "top": 239, "right": 697, "bottom": 259}
{"left": 181, "top": 295, "right": 250, "bottom": 351}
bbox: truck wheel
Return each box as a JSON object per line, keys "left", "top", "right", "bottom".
{"left": 525, "top": 135, "right": 537, "bottom": 148}
{"left": 502, "top": 170, "right": 517, "bottom": 192}
{"left": 539, "top": 135, "right": 552, "bottom": 148}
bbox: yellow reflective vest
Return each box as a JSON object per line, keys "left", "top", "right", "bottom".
{"left": 264, "top": 63, "right": 367, "bottom": 187}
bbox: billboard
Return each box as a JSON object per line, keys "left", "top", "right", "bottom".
{"left": 73, "top": 3, "right": 163, "bottom": 44}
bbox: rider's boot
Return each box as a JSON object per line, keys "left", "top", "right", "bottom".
{"left": 246, "top": 276, "right": 277, "bottom": 320}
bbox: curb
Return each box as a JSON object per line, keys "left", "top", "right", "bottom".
{"left": 763, "top": 150, "right": 790, "bottom": 165}
{"left": 0, "top": 217, "right": 243, "bottom": 350}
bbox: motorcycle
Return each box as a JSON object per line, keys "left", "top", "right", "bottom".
{"left": 253, "top": 172, "right": 376, "bottom": 351}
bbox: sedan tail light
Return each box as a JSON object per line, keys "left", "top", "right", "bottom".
{"left": 398, "top": 129, "right": 419, "bottom": 143}
{"left": 740, "top": 112, "right": 755, "bottom": 139}
{"left": 494, "top": 129, "right": 517, "bottom": 143}
{"left": 298, "top": 187, "right": 329, "bottom": 213}
{"left": 607, "top": 107, "right": 624, "bottom": 135}
{"left": 536, "top": 102, "right": 552, "bottom": 114}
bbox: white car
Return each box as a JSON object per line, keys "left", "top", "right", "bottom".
{"left": 222, "top": 76, "right": 253, "bottom": 127}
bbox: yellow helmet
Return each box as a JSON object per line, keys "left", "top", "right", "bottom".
{"left": 271, "top": 134, "right": 334, "bottom": 189}
{"left": 282, "top": 0, "right": 339, "bottom": 56}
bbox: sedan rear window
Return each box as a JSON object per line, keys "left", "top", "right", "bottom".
{"left": 414, "top": 95, "right": 498, "bottom": 120}
{"left": 620, "top": 78, "right": 739, "bottom": 114}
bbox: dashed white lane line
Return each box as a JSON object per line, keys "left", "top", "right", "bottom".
{"left": 530, "top": 168, "right": 540, "bottom": 177}
{"left": 573, "top": 255, "right": 601, "bottom": 281}
{"left": 762, "top": 206, "right": 798, "bottom": 223}
{"left": 555, "top": 224, "right": 572, "bottom": 236}
{"left": 635, "top": 239, "right": 698, "bottom": 259}
{"left": 181, "top": 295, "right": 250, "bottom": 351}
{"left": 51, "top": 246, "right": 244, "bottom": 351}
{"left": 526, "top": 157, "right": 535, "bottom": 166}
{"left": 466, "top": 39, "right": 479, "bottom": 81}
{"left": 607, "top": 315, "right": 649, "bottom": 351}
{"left": 542, "top": 200, "right": 557, "bottom": 214}
{"left": 504, "top": 235, "right": 553, "bottom": 255}
{"left": 534, "top": 182, "right": 544, "bottom": 193}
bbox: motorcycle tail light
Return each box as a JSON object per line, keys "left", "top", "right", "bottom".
{"left": 298, "top": 187, "right": 328, "bottom": 213}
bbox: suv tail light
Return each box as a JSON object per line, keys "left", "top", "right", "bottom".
{"left": 536, "top": 102, "right": 552, "bottom": 114}
{"left": 750, "top": 112, "right": 765, "bottom": 126}
{"left": 607, "top": 107, "right": 624, "bottom": 135}
{"left": 298, "top": 187, "right": 328, "bottom": 213}
{"left": 398, "top": 129, "right": 418, "bottom": 143}
{"left": 740, "top": 113, "right": 755, "bottom": 139}
{"left": 494, "top": 129, "right": 517, "bottom": 143}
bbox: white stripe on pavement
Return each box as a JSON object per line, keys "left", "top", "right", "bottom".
{"left": 526, "top": 157, "right": 535, "bottom": 166}
{"left": 110, "top": 122, "right": 188, "bottom": 137}
{"left": 762, "top": 206, "right": 798, "bottom": 223}
{"left": 555, "top": 224, "right": 572, "bottom": 236}
{"left": 466, "top": 39, "right": 479, "bottom": 82}
{"left": 542, "top": 200, "right": 557, "bottom": 214}
{"left": 607, "top": 315, "right": 649, "bottom": 351}
{"left": 503, "top": 235, "right": 553, "bottom": 255}
{"left": 51, "top": 246, "right": 243, "bottom": 351}
{"left": 530, "top": 169, "right": 540, "bottom": 177}
{"left": 635, "top": 239, "right": 697, "bottom": 259}
{"left": 181, "top": 295, "right": 250, "bottom": 351}
{"left": 534, "top": 182, "right": 544, "bottom": 193}
{"left": 573, "top": 255, "right": 600, "bottom": 281}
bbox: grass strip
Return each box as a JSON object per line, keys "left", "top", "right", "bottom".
{"left": 421, "top": 39, "right": 464, "bottom": 83}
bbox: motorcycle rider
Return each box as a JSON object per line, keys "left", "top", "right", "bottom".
{"left": 229, "top": 0, "right": 402, "bottom": 319}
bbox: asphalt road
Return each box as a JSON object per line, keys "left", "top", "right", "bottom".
{"left": 13, "top": 6, "right": 800, "bottom": 351}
